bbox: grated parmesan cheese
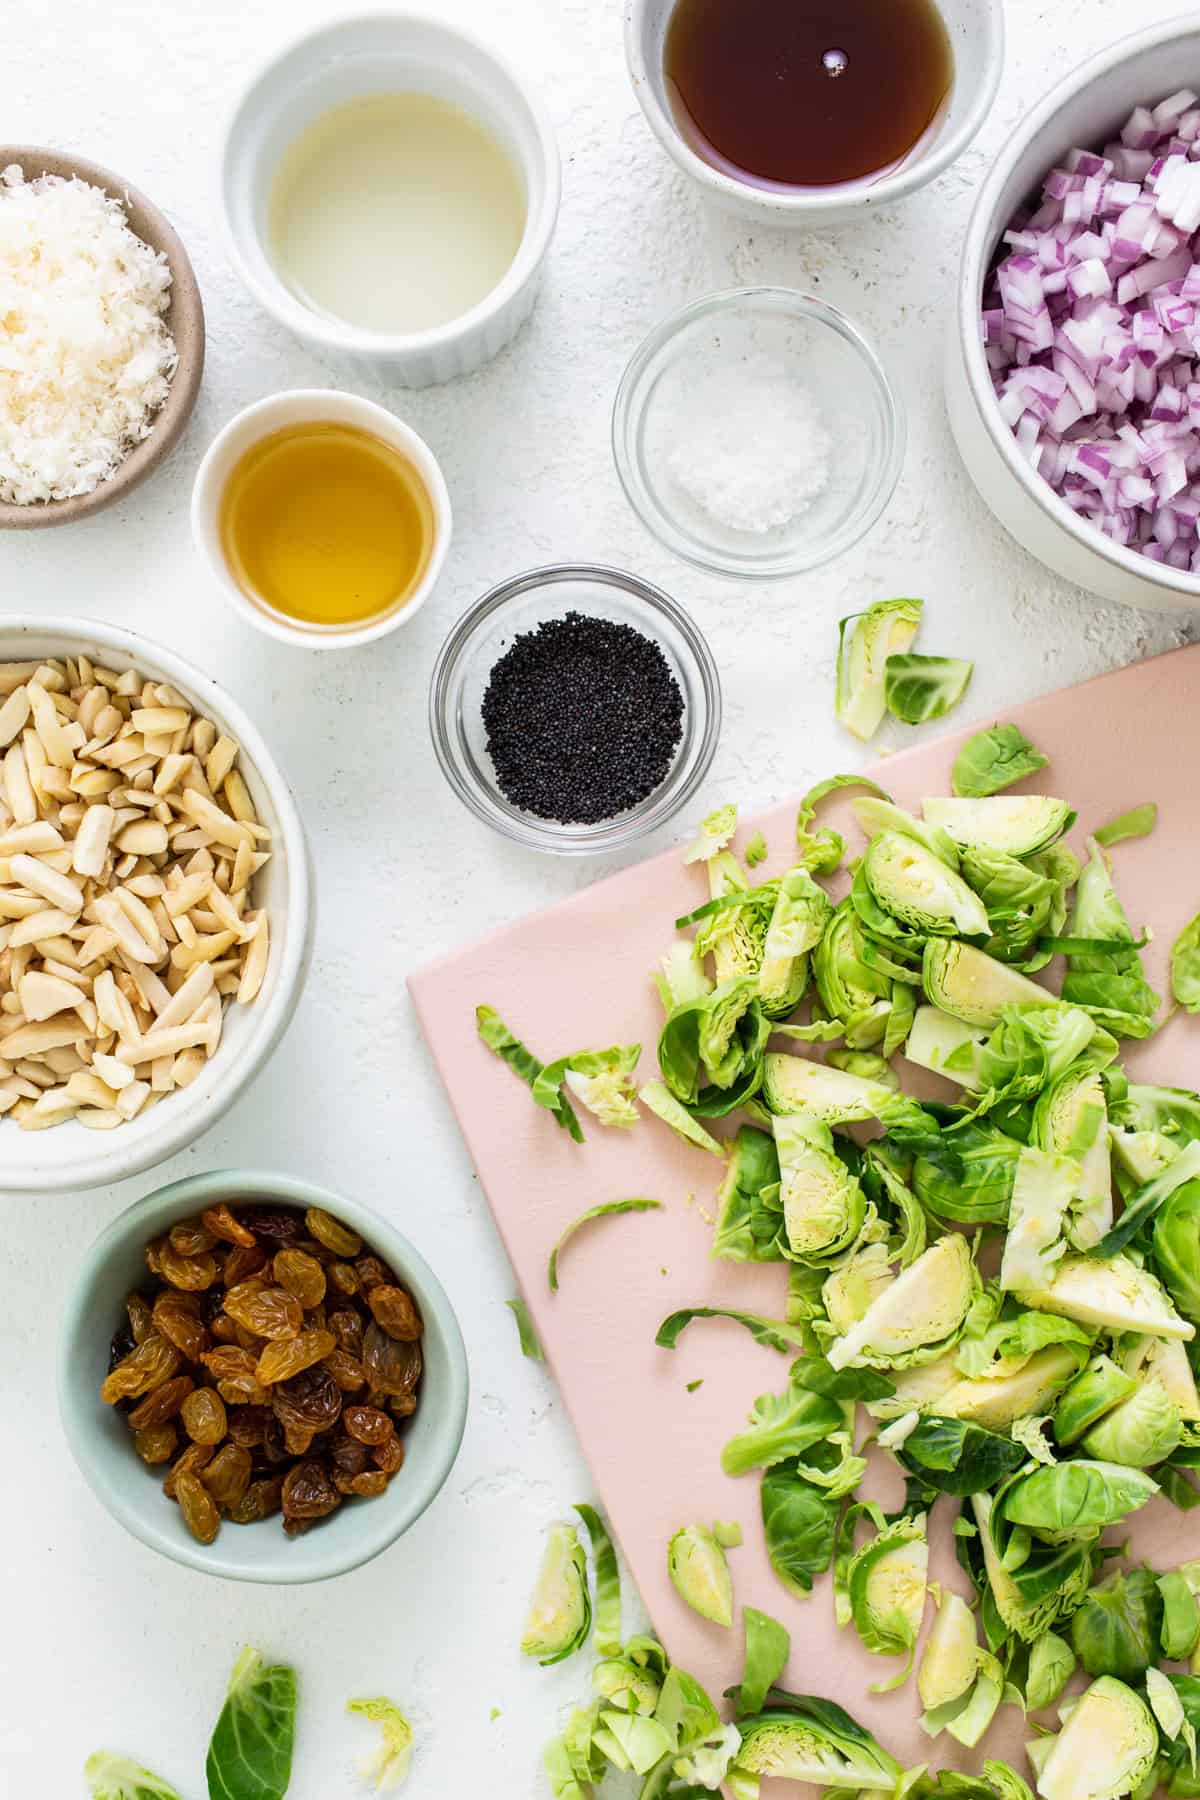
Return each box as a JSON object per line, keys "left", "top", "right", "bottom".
{"left": 0, "top": 164, "right": 177, "bottom": 505}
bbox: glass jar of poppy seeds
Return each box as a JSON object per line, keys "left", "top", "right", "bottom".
{"left": 428, "top": 564, "right": 722, "bottom": 855}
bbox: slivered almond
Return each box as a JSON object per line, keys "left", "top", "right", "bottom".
{"left": 17, "top": 970, "right": 85, "bottom": 1023}
{"left": 0, "top": 685, "right": 30, "bottom": 749}
{"left": 9, "top": 853, "right": 83, "bottom": 915}
{"left": 131, "top": 707, "right": 190, "bottom": 735}
{"left": 115, "top": 818, "right": 169, "bottom": 856}
{"left": 9, "top": 908, "right": 76, "bottom": 948}
{"left": 175, "top": 788, "right": 254, "bottom": 850}
{"left": 72, "top": 803, "right": 115, "bottom": 877}
{"left": 237, "top": 913, "right": 270, "bottom": 1004}
{"left": 3, "top": 743, "right": 35, "bottom": 824}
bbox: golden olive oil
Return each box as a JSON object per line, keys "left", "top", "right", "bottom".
{"left": 267, "top": 91, "right": 527, "bottom": 334}
{"left": 219, "top": 423, "right": 434, "bottom": 630}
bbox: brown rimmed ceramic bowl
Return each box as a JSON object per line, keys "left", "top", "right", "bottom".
{"left": 0, "top": 147, "right": 205, "bottom": 530}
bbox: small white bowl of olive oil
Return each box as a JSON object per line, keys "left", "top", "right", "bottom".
{"left": 222, "top": 14, "right": 561, "bottom": 387}
{"left": 191, "top": 390, "right": 452, "bottom": 648}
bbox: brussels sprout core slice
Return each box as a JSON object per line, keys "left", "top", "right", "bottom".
{"left": 922, "top": 796, "right": 1075, "bottom": 858}
{"left": 521, "top": 1524, "right": 591, "bottom": 1665}
{"left": 918, "top": 1588, "right": 978, "bottom": 1710}
{"left": 864, "top": 833, "right": 990, "bottom": 938}
{"left": 923, "top": 940, "right": 1056, "bottom": 1029}
{"left": 827, "top": 1232, "right": 975, "bottom": 1371}
{"left": 667, "top": 1523, "right": 735, "bottom": 1627}
{"left": 1034, "top": 1677, "right": 1158, "bottom": 1800}
{"left": 1024, "top": 1254, "right": 1195, "bottom": 1341}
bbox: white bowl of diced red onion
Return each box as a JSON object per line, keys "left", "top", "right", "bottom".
{"left": 947, "top": 16, "right": 1200, "bottom": 612}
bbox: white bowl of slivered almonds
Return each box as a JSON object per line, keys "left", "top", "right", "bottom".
{"left": 0, "top": 618, "right": 312, "bottom": 1194}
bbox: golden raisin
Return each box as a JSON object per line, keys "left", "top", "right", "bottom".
{"left": 347, "top": 1470, "right": 389, "bottom": 1498}
{"left": 181, "top": 1388, "right": 227, "bottom": 1446}
{"left": 305, "top": 1206, "right": 362, "bottom": 1258}
{"left": 273, "top": 1249, "right": 326, "bottom": 1309}
{"left": 152, "top": 1289, "right": 209, "bottom": 1361}
{"left": 226, "top": 1405, "right": 272, "bottom": 1448}
{"left": 367, "top": 1285, "right": 422, "bottom": 1342}
{"left": 128, "top": 1375, "right": 193, "bottom": 1430}
{"left": 256, "top": 1329, "right": 337, "bottom": 1386}
{"left": 281, "top": 1458, "right": 339, "bottom": 1519}
{"left": 169, "top": 1219, "right": 217, "bottom": 1257}
{"left": 362, "top": 1325, "right": 421, "bottom": 1401}
{"left": 329, "top": 1310, "right": 364, "bottom": 1357}
{"left": 223, "top": 1243, "right": 269, "bottom": 1287}
{"left": 101, "top": 1334, "right": 181, "bottom": 1404}
{"left": 126, "top": 1291, "right": 154, "bottom": 1345}
{"left": 229, "top": 1476, "right": 284, "bottom": 1523}
{"left": 325, "top": 1349, "right": 366, "bottom": 1393}
{"left": 175, "top": 1471, "right": 221, "bottom": 1544}
{"left": 210, "top": 1313, "right": 240, "bottom": 1346}
{"left": 203, "top": 1443, "right": 252, "bottom": 1510}
{"left": 163, "top": 1441, "right": 215, "bottom": 1497}
{"left": 354, "top": 1254, "right": 392, "bottom": 1292}
{"left": 202, "top": 1203, "right": 257, "bottom": 1249}
{"left": 343, "top": 1404, "right": 394, "bottom": 1447}
{"left": 373, "top": 1436, "right": 404, "bottom": 1475}
{"left": 134, "top": 1423, "right": 178, "bottom": 1464}
{"left": 157, "top": 1242, "right": 218, "bottom": 1291}
{"left": 225, "top": 1281, "right": 302, "bottom": 1341}
{"left": 327, "top": 1262, "right": 359, "bottom": 1298}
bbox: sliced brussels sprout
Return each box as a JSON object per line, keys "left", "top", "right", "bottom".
{"left": 827, "top": 1232, "right": 976, "bottom": 1371}
{"left": 1054, "top": 1356, "right": 1139, "bottom": 1445}
{"left": 864, "top": 1349, "right": 962, "bottom": 1420}
{"left": 823, "top": 1242, "right": 895, "bottom": 1336}
{"left": 730, "top": 1691, "right": 902, "bottom": 1795}
{"left": 904, "top": 1005, "right": 986, "bottom": 1088}
{"left": 1025, "top": 1632, "right": 1076, "bottom": 1711}
{"left": 674, "top": 1721, "right": 743, "bottom": 1789}
{"left": 918, "top": 1588, "right": 979, "bottom": 1711}
{"left": 938, "top": 1344, "right": 1082, "bottom": 1430}
{"left": 685, "top": 803, "right": 738, "bottom": 864}
{"left": 774, "top": 1115, "right": 866, "bottom": 1264}
{"left": 1000, "top": 1148, "right": 1077, "bottom": 1295}
{"left": 836, "top": 598, "right": 923, "bottom": 742}
{"left": 969, "top": 1489, "right": 1095, "bottom": 1644}
{"left": 1158, "top": 1572, "right": 1200, "bottom": 1663}
{"left": 922, "top": 795, "right": 1075, "bottom": 858}
{"left": 699, "top": 852, "right": 770, "bottom": 987}
{"left": 1126, "top": 1333, "right": 1200, "bottom": 1421}
{"left": 1111, "top": 1126, "right": 1180, "bottom": 1186}
{"left": 845, "top": 1512, "right": 929, "bottom": 1690}
{"left": 854, "top": 797, "right": 962, "bottom": 869}
{"left": 1022, "top": 1252, "right": 1195, "bottom": 1341}
{"left": 1081, "top": 1377, "right": 1183, "bottom": 1467}
{"left": 885, "top": 654, "right": 974, "bottom": 728}
{"left": 1035, "top": 1677, "right": 1158, "bottom": 1800}
{"left": 813, "top": 900, "right": 893, "bottom": 1050}
{"left": 863, "top": 832, "right": 990, "bottom": 938}
{"left": 592, "top": 1709, "right": 674, "bottom": 1775}
{"left": 656, "top": 939, "right": 712, "bottom": 1013}
{"left": 923, "top": 1649, "right": 1003, "bottom": 1748}
{"left": 952, "top": 723, "right": 1050, "bottom": 799}
{"left": 592, "top": 1657, "right": 661, "bottom": 1715}
{"left": 521, "top": 1523, "right": 592, "bottom": 1664}
{"left": 1061, "top": 840, "right": 1159, "bottom": 1039}
{"left": 923, "top": 940, "right": 1055, "bottom": 1029}
{"left": 1033, "top": 1065, "right": 1112, "bottom": 1250}
{"left": 667, "top": 1523, "right": 735, "bottom": 1627}
{"left": 1000, "top": 1459, "right": 1159, "bottom": 1538}
{"left": 761, "top": 1051, "right": 907, "bottom": 1124}
{"left": 711, "top": 1124, "right": 784, "bottom": 1261}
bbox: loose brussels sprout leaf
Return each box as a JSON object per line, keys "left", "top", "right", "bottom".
{"left": 836, "top": 599, "right": 924, "bottom": 741}
{"left": 973, "top": 1004, "right": 1105, "bottom": 1115}
{"left": 1025, "top": 1632, "right": 1076, "bottom": 1711}
{"left": 1001, "top": 1148, "right": 1077, "bottom": 1295}
{"left": 696, "top": 852, "right": 772, "bottom": 990}
{"left": 346, "top": 1696, "right": 413, "bottom": 1792}
{"left": 1000, "top": 1460, "right": 1159, "bottom": 1537}
{"left": 1164, "top": 1676, "right": 1200, "bottom": 1795}
{"left": 595, "top": 1710, "right": 674, "bottom": 1775}
{"left": 1172, "top": 911, "right": 1200, "bottom": 1014}
{"left": 720, "top": 1378, "right": 844, "bottom": 1478}
{"left": 673, "top": 1721, "right": 743, "bottom": 1789}
{"left": 593, "top": 1656, "right": 661, "bottom": 1715}
{"left": 827, "top": 1231, "right": 977, "bottom": 1371}
{"left": 922, "top": 796, "right": 1075, "bottom": 858}
{"left": 1095, "top": 1140, "right": 1200, "bottom": 1257}
{"left": 938, "top": 1345, "right": 1084, "bottom": 1432}
{"left": 548, "top": 1198, "right": 664, "bottom": 1292}
{"left": 845, "top": 1512, "right": 929, "bottom": 1690}
{"left": 1033, "top": 1065, "right": 1112, "bottom": 1250}
{"left": 863, "top": 1145, "right": 927, "bottom": 1267}
{"left": 955, "top": 1301, "right": 1092, "bottom": 1380}
{"left": 1070, "top": 1568, "right": 1163, "bottom": 1681}
{"left": 864, "top": 832, "right": 990, "bottom": 938}
{"left": 922, "top": 939, "right": 1054, "bottom": 1029}
{"left": 1036, "top": 1677, "right": 1158, "bottom": 1800}
{"left": 924, "top": 1649, "right": 1004, "bottom": 1748}
{"left": 760, "top": 1458, "right": 843, "bottom": 1597}
{"left": 655, "top": 1662, "right": 721, "bottom": 1752}
{"left": 1111, "top": 1082, "right": 1200, "bottom": 1144}
{"left": 731, "top": 1607, "right": 791, "bottom": 1717}
{"left": 639, "top": 1081, "right": 724, "bottom": 1159}
{"left": 1160, "top": 1572, "right": 1200, "bottom": 1662}
{"left": 206, "top": 1649, "right": 297, "bottom": 1800}
{"left": 1007, "top": 1415, "right": 1053, "bottom": 1470}
{"left": 656, "top": 1307, "right": 811, "bottom": 1355}
{"left": 855, "top": 797, "right": 962, "bottom": 869}
{"left": 885, "top": 653, "right": 974, "bottom": 726}
{"left": 1022, "top": 1252, "right": 1195, "bottom": 1341}
{"left": 828, "top": 1049, "right": 897, "bottom": 1086}
{"left": 952, "top": 724, "right": 1050, "bottom": 799}
{"left": 730, "top": 1690, "right": 903, "bottom": 1794}
{"left": 84, "top": 1754, "right": 182, "bottom": 1800}
{"left": 1112, "top": 1126, "right": 1180, "bottom": 1186}
{"left": 1128, "top": 1335, "right": 1200, "bottom": 1421}
{"left": 668, "top": 1524, "right": 735, "bottom": 1627}
{"left": 814, "top": 899, "right": 898, "bottom": 1050}
{"left": 555, "top": 1044, "right": 642, "bottom": 1129}
{"left": 774, "top": 1114, "right": 866, "bottom": 1263}
{"left": 1092, "top": 804, "right": 1157, "bottom": 848}
{"left": 918, "top": 1588, "right": 979, "bottom": 1710}
{"left": 1081, "top": 1378, "right": 1183, "bottom": 1467}
{"left": 795, "top": 774, "right": 890, "bottom": 874}
{"left": 521, "top": 1524, "right": 592, "bottom": 1664}
{"left": 905, "top": 1005, "right": 986, "bottom": 1088}
{"left": 968, "top": 1490, "right": 1095, "bottom": 1644}
{"left": 657, "top": 939, "right": 713, "bottom": 1013}
{"left": 1146, "top": 1668, "right": 1195, "bottom": 1778}
{"left": 823, "top": 1241, "right": 895, "bottom": 1337}
{"left": 574, "top": 1503, "right": 621, "bottom": 1658}
{"left": 506, "top": 1298, "right": 544, "bottom": 1361}
{"left": 898, "top": 1415, "right": 1028, "bottom": 1496}
{"left": 685, "top": 804, "right": 738, "bottom": 864}
{"left": 762, "top": 867, "right": 832, "bottom": 964}
{"left": 1055, "top": 1356, "right": 1142, "bottom": 1444}
{"left": 712, "top": 1125, "right": 784, "bottom": 1261}
{"left": 1062, "top": 840, "right": 1159, "bottom": 1039}
{"left": 745, "top": 832, "right": 768, "bottom": 868}
{"left": 476, "top": 1005, "right": 584, "bottom": 1141}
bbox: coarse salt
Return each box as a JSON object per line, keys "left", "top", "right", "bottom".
{"left": 667, "top": 351, "right": 833, "bottom": 534}
{"left": 0, "top": 164, "right": 177, "bottom": 505}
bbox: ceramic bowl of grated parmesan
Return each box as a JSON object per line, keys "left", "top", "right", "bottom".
{"left": 612, "top": 287, "right": 905, "bottom": 578}
{"left": 0, "top": 148, "right": 204, "bottom": 528}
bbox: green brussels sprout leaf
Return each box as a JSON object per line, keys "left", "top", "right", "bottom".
{"left": 547, "top": 1198, "right": 663, "bottom": 1291}
{"left": 952, "top": 724, "right": 1050, "bottom": 798}
{"left": 884, "top": 653, "right": 974, "bottom": 726}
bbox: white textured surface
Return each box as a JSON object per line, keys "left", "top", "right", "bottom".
{"left": 2, "top": 0, "right": 1197, "bottom": 1792}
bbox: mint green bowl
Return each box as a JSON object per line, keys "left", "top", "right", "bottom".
{"left": 57, "top": 1170, "right": 469, "bottom": 1583}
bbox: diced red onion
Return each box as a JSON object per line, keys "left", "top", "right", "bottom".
{"left": 986, "top": 89, "right": 1200, "bottom": 564}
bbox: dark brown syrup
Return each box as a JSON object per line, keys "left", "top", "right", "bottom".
{"left": 664, "top": 0, "right": 954, "bottom": 189}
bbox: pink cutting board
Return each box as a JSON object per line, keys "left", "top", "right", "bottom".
{"left": 411, "top": 646, "right": 1200, "bottom": 1784}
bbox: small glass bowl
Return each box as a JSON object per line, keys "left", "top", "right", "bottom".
{"left": 612, "top": 287, "right": 905, "bottom": 579}
{"left": 429, "top": 563, "right": 722, "bottom": 855}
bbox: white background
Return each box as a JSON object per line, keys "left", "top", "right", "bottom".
{"left": 4, "top": 0, "right": 1198, "bottom": 1792}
